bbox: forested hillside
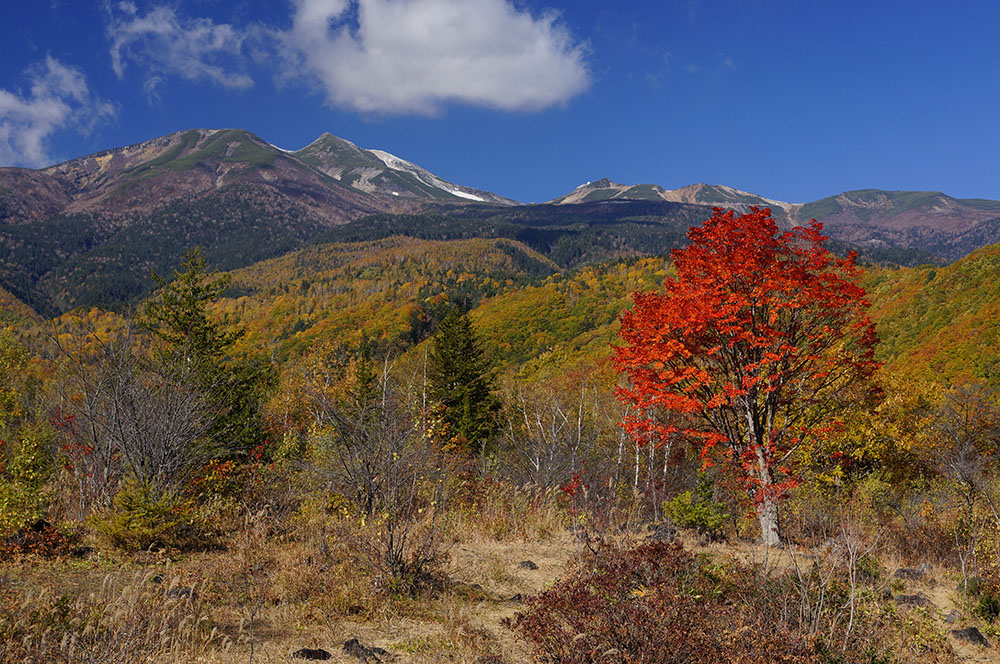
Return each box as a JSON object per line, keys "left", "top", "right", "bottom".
{"left": 866, "top": 243, "right": 1000, "bottom": 388}
{"left": 5, "top": 204, "right": 1000, "bottom": 664}
{"left": 195, "top": 230, "right": 999, "bottom": 391}
{"left": 219, "top": 236, "right": 559, "bottom": 359}
{"left": 0, "top": 284, "right": 33, "bottom": 325}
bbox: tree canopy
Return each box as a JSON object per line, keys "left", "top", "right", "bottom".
{"left": 614, "top": 207, "right": 880, "bottom": 545}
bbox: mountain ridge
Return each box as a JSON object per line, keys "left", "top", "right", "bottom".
{"left": 5, "top": 127, "right": 1000, "bottom": 314}
{"left": 0, "top": 128, "right": 519, "bottom": 314}
{"left": 293, "top": 132, "right": 517, "bottom": 205}
{"left": 550, "top": 180, "right": 1000, "bottom": 260}
{"left": 549, "top": 179, "right": 795, "bottom": 215}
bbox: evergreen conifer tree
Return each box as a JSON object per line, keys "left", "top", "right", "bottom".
{"left": 139, "top": 247, "right": 273, "bottom": 455}
{"left": 141, "top": 247, "right": 241, "bottom": 376}
{"left": 427, "top": 308, "right": 500, "bottom": 455}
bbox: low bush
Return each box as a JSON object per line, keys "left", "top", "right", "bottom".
{"left": 0, "top": 424, "right": 56, "bottom": 536}
{"left": 975, "top": 592, "right": 1000, "bottom": 622}
{"left": 0, "top": 518, "right": 77, "bottom": 558}
{"left": 342, "top": 509, "right": 450, "bottom": 598}
{"left": 507, "top": 541, "right": 819, "bottom": 664}
{"left": 89, "top": 480, "right": 210, "bottom": 552}
{"left": 663, "top": 471, "right": 728, "bottom": 538}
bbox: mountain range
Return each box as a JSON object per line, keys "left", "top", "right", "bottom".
{"left": 3, "top": 127, "right": 1000, "bottom": 315}
{"left": 556, "top": 179, "right": 1000, "bottom": 260}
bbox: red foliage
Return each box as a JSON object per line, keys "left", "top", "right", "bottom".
{"left": 507, "top": 541, "right": 819, "bottom": 664}
{"left": 614, "top": 208, "right": 880, "bottom": 539}
{"left": 559, "top": 472, "right": 586, "bottom": 501}
{"left": 559, "top": 471, "right": 589, "bottom": 518}
{"left": 1, "top": 519, "right": 77, "bottom": 558}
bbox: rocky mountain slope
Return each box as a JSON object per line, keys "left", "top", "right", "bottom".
{"left": 32, "top": 129, "right": 392, "bottom": 222}
{"left": 0, "top": 128, "right": 516, "bottom": 314}
{"left": 5, "top": 127, "right": 1000, "bottom": 315}
{"left": 293, "top": 133, "right": 517, "bottom": 205}
{"left": 552, "top": 180, "right": 1000, "bottom": 261}
{"left": 550, "top": 179, "right": 791, "bottom": 214}
{"left": 797, "top": 189, "right": 1000, "bottom": 260}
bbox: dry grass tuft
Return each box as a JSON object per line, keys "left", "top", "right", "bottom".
{"left": 0, "top": 571, "right": 220, "bottom": 663}
{"left": 444, "top": 481, "right": 567, "bottom": 543}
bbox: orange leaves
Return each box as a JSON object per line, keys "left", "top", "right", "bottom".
{"left": 705, "top": 393, "right": 728, "bottom": 409}
{"left": 614, "top": 206, "right": 881, "bottom": 507}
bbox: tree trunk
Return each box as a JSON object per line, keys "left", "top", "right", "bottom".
{"left": 754, "top": 443, "right": 781, "bottom": 547}
{"left": 757, "top": 493, "right": 781, "bottom": 547}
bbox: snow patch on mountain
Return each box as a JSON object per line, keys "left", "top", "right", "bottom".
{"left": 449, "top": 189, "right": 485, "bottom": 202}
{"left": 370, "top": 149, "right": 486, "bottom": 202}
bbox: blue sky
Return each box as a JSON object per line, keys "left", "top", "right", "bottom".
{"left": 2, "top": 1, "right": 999, "bottom": 204}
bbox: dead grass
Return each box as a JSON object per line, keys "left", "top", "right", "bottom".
{"left": 442, "top": 482, "right": 567, "bottom": 543}
{"left": 0, "top": 569, "right": 220, "bottom": 663}
{"left": 5, "top": 505, "right": 1000, "bottom": 664}
{"left": 0, "top": 523, "right": 586, "bottom": 664}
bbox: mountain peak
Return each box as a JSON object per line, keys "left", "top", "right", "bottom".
{"left": 548, "top": 180, "right": 793, "bottom": 212}
{"left": 295, "top": 133, "right": 517, "bottom": 205}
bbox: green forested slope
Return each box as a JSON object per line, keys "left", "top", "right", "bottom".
{"left": 865, "top": 244, "right": 1000, "bottom": 388}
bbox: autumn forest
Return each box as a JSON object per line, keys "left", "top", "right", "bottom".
{"left": 3, "top": 198, "right": 1000, "bottom": 664}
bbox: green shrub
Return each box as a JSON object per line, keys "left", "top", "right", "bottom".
{"left": 90, "top": 480, "right": 208, "bottom": 551}
{"left": 663, "top": 471, "right": 728, "bottom": 538}
{"left": 976, "top": 592, "right": 1000, "bottom": 622}
{"left": 0, "top": 424, "right": 56, "bottom": 535}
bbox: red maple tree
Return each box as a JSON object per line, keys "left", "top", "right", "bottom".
{"left": 614, "top": 207, "right": 880, "bottom": 545}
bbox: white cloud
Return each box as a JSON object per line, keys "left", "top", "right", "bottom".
{"left": 282, "top": 0, "right": 590, "bottom": 114}
{"left": 0, "top": 57, "right": 116, "bottom": 167}
{"left": 107, "top": 2, "right": 253, "bottom": 99}
{"left": 101, "top": 0, "right": 589, "bottom": 114}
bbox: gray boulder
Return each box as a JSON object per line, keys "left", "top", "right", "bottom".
{"left": 894, "top": 594, "right": 932, "bottom": 608}
{"left": 950, "top": 626, "right": 989, "bottom": 647}
{"left": 343, "top": 638, "right": 392, "bottom": 662}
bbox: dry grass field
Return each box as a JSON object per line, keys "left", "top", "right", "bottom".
{"left": 5, "top": 510, "right": 1000, "bottom": 664}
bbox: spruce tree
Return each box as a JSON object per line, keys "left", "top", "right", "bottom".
{"left": 139, "top": 247, "right": 273, "bottom": 455}
{"left": 140, "top": 247, "right": 241, "bottom": 377}
{"left": 427, "top": 308, "right": 500, "bottom": 455}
